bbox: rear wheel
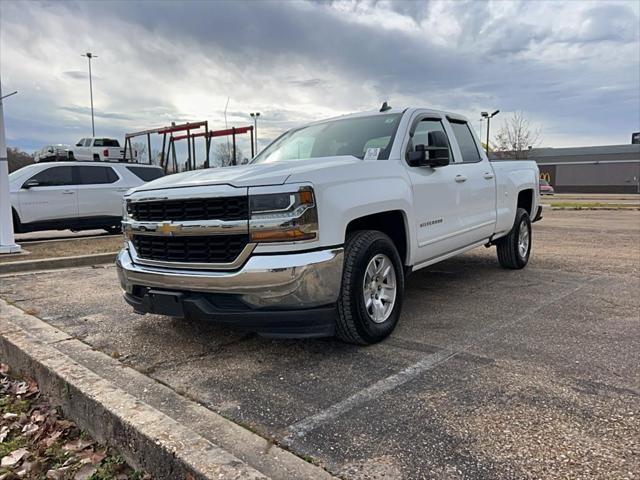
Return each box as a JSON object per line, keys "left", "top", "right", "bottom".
{"left": 496, "top": 207, "right": 531, "bottom": 269}
{"left": 336, "top": 230, "right": 404, "bottom": 345}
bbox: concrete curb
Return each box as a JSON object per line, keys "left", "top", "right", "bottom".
{"left": 0, "top": 252, "right": 117, "bottom": 274}
{"left": 0, "top": 300, "right": 336, "bottom": 480}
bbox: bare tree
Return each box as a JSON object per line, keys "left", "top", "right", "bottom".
{"left": 131, "top": 141, "right": 147, "bottom": 162}
{"left": 7, "top": 147, "right": 34, "bottom": 173}
{"left": 493, "top": 111, "right": 542, "bottom": 159}
{"left": 212, "top": 142, "right": 243, "bottom": 167}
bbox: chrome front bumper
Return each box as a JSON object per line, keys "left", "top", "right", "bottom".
{"left": 116, "top": 247, "right": 344, "bottom": 309}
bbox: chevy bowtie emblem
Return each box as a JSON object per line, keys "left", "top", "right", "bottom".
{"left": 157, "top": 222, "right": 181, "bottom": 235}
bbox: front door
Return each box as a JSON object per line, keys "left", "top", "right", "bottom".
{"left": 404, "top": 117, "right": 469, "bottom": 262}
{"left": 17, "top": 165, "right": 78, "bottom": 225}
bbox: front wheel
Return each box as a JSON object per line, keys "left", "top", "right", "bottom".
{"left": 105, "top": 226, "right": 122, "bottom": 235}
{"left": 496, "top": 207, "right": 532, "bottom": 269}
{"left": 336, "top": 230, "right": 404, "bottom": 345}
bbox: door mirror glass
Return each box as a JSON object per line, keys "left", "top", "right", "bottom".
{"left": 23, "top": 179, "right": 40, "bottom": 189}
{"left": 408, "top": 131, "right": 450, "bottom": 168}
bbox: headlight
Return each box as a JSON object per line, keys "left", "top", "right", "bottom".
{"left": 122, "top": 198, "right": 130, "bottom": 244}
{"left": 249, "top": 186, "right": 318, "bottom": 242}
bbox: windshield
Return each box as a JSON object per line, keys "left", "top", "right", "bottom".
{"left": 252, "top": 113, "right": 402, "bottom": 164}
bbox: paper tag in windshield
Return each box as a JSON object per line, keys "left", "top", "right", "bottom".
{"left": 364, "top": 147, "right": 381, "bottom": 161}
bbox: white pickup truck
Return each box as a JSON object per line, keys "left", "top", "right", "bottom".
{"left": 117, "top": 106, "right": 541, "bottom": 344}
{"left": 68, "top": 137, "right": 131, "bottom": 161}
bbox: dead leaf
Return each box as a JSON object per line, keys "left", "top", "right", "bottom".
{"left": 21, "top": 423, "right": 39, "bottom": 436}
{"left": 13, "top": 381, "right": 28, "bottom": 396}
{"left": 3, "top": 413, "right": 18, "bottom": 420}
{"left": 78, "top": 448, "right": 106, "bottom": 466}
{"left": 0, "top": 364, "right": 9, "bottom": 375}
{"left": 1, "top": 447, "right": 29, "bottom": 467}
{"left": 46, "top": 466, "right": 72, "bottom": 479}
{"left": 73, "top": 463, "right": 97, "bottom": 480}
{"left": 24, "top": 378, "right": 39, "bottom": 397}
{"left": 42, "top": 430, "right": 62, "bottom": 448}
{"left": 63, "top": 438, "right": 94, "bottom": 453}
{"left": 0, "top": 426, "right": 9, "bottom": 443}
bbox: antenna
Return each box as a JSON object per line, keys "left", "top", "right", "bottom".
{"left": 380, "top": 101, "right": 391, "bottom": 112}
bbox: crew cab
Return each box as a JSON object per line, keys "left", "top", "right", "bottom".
{"left": 9, "top": 162, "right": 164, "bottom": 234}
{"left": 68, "top": 137, "right": 133, "bottom": 161}
{"left": 117, "top": 106, "right": 541, "bottom": 344}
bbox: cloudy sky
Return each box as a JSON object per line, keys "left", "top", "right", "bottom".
{"left": 1, "top": 0, "right": 639, "bottom": 157}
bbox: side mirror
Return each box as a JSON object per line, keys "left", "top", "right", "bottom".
{"left": 407, "top": 131, "right": 450, "bottom": 167}
{"left": 23, "top": 179, "right": 40, "bottom": 189}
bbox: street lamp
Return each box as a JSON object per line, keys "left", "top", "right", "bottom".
{"left": 82, "top": 52, "right": 98, "bottom": 136}
{"left": 481, "top": 110, "right": 499, "bottom": 155}
{"left": 250, "top": 112, "right": 260, "bottom": 153}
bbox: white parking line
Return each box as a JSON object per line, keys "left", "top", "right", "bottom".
{"left": 285, "top": 280, "right": 592, "bottom": 441}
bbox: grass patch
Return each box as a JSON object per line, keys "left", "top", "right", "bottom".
{"left": 550, "top": 202, "right": 639, "bottom": 209}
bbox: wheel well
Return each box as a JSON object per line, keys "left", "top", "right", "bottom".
{"left": 11, "top": 208, "right": 22, "bottom": 233}
{"left": 517, "top": 189, "right": 534, "bottom": 216}
{"left": 345, "top": 210, "right": 408, "bottom": 264}
{"left": 93, "top": 153, "right": 100, "bottom": 161}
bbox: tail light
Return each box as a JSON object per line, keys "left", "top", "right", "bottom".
{"left": 103, "top": 149, "right": 109, "bottom": 157}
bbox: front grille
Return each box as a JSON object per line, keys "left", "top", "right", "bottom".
{"left": 132, "top": 234, "right": 248, "bottom": 264}
{"left": 128, "top": 196, "right": 248, "bottom": 222}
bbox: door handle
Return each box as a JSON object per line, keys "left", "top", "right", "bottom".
{"left": 455, "top": 175, "right": 467, "bottom": 183}
{"left": 483, "top": 172, "right": 495, "bottom": 180}
{"left": 62, "top": 190, "right": 75, "bottom": 195}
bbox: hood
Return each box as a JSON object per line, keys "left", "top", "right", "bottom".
{"left": 132, "top": 162, "right": 291, "bottom": 192}
{"left": 131, "top": 156, "right": 362, "bottom": 192}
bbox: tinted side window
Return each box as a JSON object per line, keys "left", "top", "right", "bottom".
{"left": 28, "top": 166, "right": 74, "bottom": 186}
{"left": 76, "top": 166, "right": 118, "bottom": 185}
{"left": 83, "top": 139, "right": 92, "bottom": 147}
{"left": 126, "top": 166, "right": 164, "bottom": 182}
{"left": 407, "top": 119, "right": 451, "bottom": 159}
{"left": 93, "top": 138, "right": 120, "bottom": 147}
{"left": 449, "top": 121, "right": 481, "bottom": 163}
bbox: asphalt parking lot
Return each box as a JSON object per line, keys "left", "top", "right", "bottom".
{"left": 1, "top": 209, "right": 638, "bottom": 479}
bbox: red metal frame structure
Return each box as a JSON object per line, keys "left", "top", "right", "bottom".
{"left": 174, "top": 125, "right": 254, "bottom": 167}
{"left": 123, "top": 121, "right": 209, "bottom": 172}
{"left": 123, "top": 122, "right": 254, "bottom": 173}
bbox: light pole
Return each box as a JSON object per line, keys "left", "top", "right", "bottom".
{"left": 0, "top": 83, "right": 21, "bottom": 254}
{"left": 481, "top": 110, "right": 499, "bottom": 155}
{"left": 82, "top": 52, "right": 97, "bottom": 136}
{"left": 250, "top": 112, "right": 260, "bottom": 154}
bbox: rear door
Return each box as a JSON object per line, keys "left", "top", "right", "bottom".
{"left": 446, "top": 119, "right": 497, "bottom": 243}
{"left": 75, "top": 165, "right": 126, "bottom": 219}
{"left": 17, "top": 165, "right": 78, "bottom": 224}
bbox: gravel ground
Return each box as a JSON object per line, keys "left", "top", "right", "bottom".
{"left": 0, "top": 209, "right": 638, "bottom": 479}
{"left": 0, "top": 237, "right": 121, "bottom": 264}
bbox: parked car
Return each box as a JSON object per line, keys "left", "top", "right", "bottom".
{"left": 9, "top": 161, "right": 164, "bottom": 234}
{"left": 34, "top": 144, "right": 70, "bottom": 162}
{"left": 68, "top": 137, "right": 135, "bottom": 161}
{"left": 117, "top": 106, "right": 541, "bottom": 344}
{"left": 539, "top": 178, "right": 555, "bottom": 195}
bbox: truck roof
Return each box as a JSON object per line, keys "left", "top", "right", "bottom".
{"left": 310, "top": 106, "right": 470, "bottom": 126}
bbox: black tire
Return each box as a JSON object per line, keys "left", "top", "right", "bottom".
{"left": 105, "top": 226, "right": 122, "bottom": 235}
{"left": 336, "top": 230, "right": 405, "bottom": 345}
{"left": 67, "top": 151, "right": 75, "bottom": 160}
{"left": 93, "top": 154, "right": 100, "bottom": 161}
{"left": 496, "top": 207, "right": 532, "bottom": 269}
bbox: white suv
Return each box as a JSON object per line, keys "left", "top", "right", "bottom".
{"left": 9, "top": 162, "right": 164, "bottom": 234}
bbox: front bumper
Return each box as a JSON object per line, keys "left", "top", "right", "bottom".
{"left": 116, "top": 247, "right": 344, "bottom": 334}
